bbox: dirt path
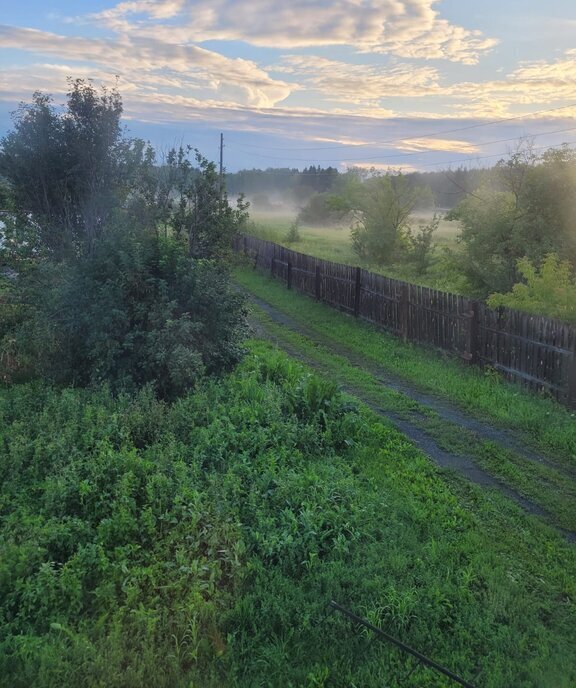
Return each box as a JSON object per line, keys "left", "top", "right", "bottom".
{"left": 244, "top": 291, "right": 576, "bottom": 544}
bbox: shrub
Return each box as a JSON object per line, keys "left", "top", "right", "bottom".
{"left": 284, "top": 220, "right": 301, "bottom": 244}
{"left": 488, "top": 253, "right": 576, "bottom": 322}
{"left": 1, "top": 227, "right": 247, "bottom": 397}
{"left": 297, "top": 192, "right": 340, "bottom": 225}
{"left": 405, "top": 214, "right": 439, "bottom": 275}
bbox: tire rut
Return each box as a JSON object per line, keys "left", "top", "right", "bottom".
{"left": 244, "top": 294, "right": 576, "bottom": 544}
{"left": 246, "top": 291, "right": 575, "bottom": 478}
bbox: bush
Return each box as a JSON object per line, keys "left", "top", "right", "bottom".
{"left": 1, "top": 227, "right": 247, "bottom": 398}
{"left": 488, "top": 253, "right": 576, "bottom": 322}
{"left": 405, "top": 214, "right": 439, "bottom": 275}
{"left": 284, "top": 220, "right": 301, "bottom": 244}
{"left": 297, "top": 192, "right": 340, "bottom": 225}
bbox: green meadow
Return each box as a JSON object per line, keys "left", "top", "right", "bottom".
{"left": 247, "top": 209, "right": 465, "bottom": 292}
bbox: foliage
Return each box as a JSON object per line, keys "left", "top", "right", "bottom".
{"left": 186, "top": 150, "right": 249, "bottom": 259}
{"left": 0, "top": 80, "right": 249, "bottom": 397}
{"left": 123, "top": 141, "right": 189, "bottom": 238}
{"left": 1, "top": 227, "right": 247, "bottom": 398}
{"left": 128, "top": 145, "right": 249, "bottom": 260}
{"left": 448, "top": 144, "right": 576, "bottom": 297}
{"left": 333, "top": 172, "right": 427, "bottom": 265}
{"left": 289, "top": 165, "right": 339, "bottom": 204}
{"left": 226, "top": 166, "right": 483, "bottom": 211}
{"left": 446, "top": 187, "right": 518, "bottom": 295}
{"left": 488, "top": 253, "right": 576, "bottom": 322}
{"left": 0, "top": 84, "right": 249, "bottom": 265}
{"left": 405, "top": 214, "right": 439, "bottom": 275}
{"left": 1, "top": 346, "right": 575, "bottom": 687}
{"left": 235, "top": 266, "right": 576, "bottom": 461}
{"left": 284, "top": 219, "right": 301, "bottom": 244}
{"left": 0, "top": 79, "right": 136, "bottom": 260}
{"left": 297, "top": 192, "right": 343, "bottom": 225}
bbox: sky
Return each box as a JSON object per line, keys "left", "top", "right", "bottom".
{"left": 1, "top": 0, "right": 576, "bottom": 172}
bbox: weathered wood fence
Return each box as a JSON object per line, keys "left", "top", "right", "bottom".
{"left": 234, "top": 234, "right": 576, "bottom": 407}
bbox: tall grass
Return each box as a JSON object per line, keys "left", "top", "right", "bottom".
{"left": 1, "top": 345, "right": 574, "bottom": 686}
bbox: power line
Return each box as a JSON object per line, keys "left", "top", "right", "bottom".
{"left": 403, "top": 139, "right": 576, "bottom": 170}
{"left": 230, "top": 125, "right": 576, "bottom": 165}
{"left": 330, "top": 601, "right": 476, "bottom": 688}
{"left": 226, "top": 139, "right": 576, "bottom": 176}
{"left": 226, "top": 102, "right": 576, "bottom": 152}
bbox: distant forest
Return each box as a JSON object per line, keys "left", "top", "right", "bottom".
{"left": 225, "top": 165, "right": 487, "bottom": 210}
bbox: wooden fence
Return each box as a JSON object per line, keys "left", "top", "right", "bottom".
{"left": 234, "top": 234, "right": 576, "bottom": 407}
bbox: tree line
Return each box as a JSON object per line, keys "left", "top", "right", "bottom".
{"left": 226, "top": 164, "right": 484, "bottom": 210}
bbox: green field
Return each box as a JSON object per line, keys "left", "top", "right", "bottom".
{"left": 247, "top": 209, "right": 465, "bottom": 292}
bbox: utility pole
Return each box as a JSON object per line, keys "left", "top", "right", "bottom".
{"left": 219, "top": 132, "right": 224, "bottom": 207}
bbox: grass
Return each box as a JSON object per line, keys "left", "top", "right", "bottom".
{"left": 1, "top": 345, "right": 575, "bottom": 687}
{"left": 247, "top": 209, "right": 467, "bottom": 293}
{"left": 247, "top": 215, "right": 356, "bottom": 264}
{"left": 234, "top": 266, "right": 576, "bottom": 463}
{"left": 248, "top": 305, "right": 576, "bottom": 532}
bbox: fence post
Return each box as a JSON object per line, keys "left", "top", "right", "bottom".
{"left": 287, "top": 261, "right": 292, "bottom": 290}
{"left": 315, "top": 264, "right": 321, "bottom": 301}
{"left": 568, "top": 344, "right": 576, "bottom": 408}
{"left": 353, "top": 267, "right": 362, "bottom": 318}
{"left": 467, "top": 300, "right": 479, "bottom": 365}
{"left": 399, "top": 283, "right": 409, "bottom": 342}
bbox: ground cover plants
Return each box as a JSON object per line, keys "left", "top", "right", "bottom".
{"left": 1, "top": 343, "right": 575, "bottom": 687}
{"left": 2, "top": 81, "right": 576, "bottom": 687}
{"left": 246, "top": 303, "right": 576, "bottom": 534}
{"left": 234, "top": 266, "right": 576, "bottom": 463}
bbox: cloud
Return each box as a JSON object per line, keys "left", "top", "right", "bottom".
{"left": 3, "top": 3, "right": 576, "bottom": 173}
{"left": 438, "top": 50, "right": 576, "bottom": 118}
{"left": 0, "top": 25, "right": 293, "bottom": 108}
{"left": 397, "top": 138, "right": 480, "bottom": 153}
{"left": 90, "top": 0, "right": 497, "bottom": 64}
{"left": 274, "top": 56, "right": 441, "bottom": 105}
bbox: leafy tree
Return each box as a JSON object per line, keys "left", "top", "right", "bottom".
{"left": 0, "top": 79, "right": 249, "bottom": 396}
{"left": 448, "top": 144, "right": 576, "bottom": 297}
{"left": 297, "top": 191, "right": 345, "bottom": 225}
{"left": 0, "top": 79, "right": 138, "bottom": 259}
{"left": 518, "top": 146, "right": 576, "bottom": 265}
{"left": 487, "top": 253, "right": 576, "bottom": 322}
{"left": 129, "top": 144, "right": 248, "bottom": 259}
{"left": 186, "top": 150, "right": 249, "bottom": 259}
{"left": 406, "top": 214, "right": 439, "bottom": 275}
{"left": 446, "top": 187, "right": 519, "bottom": 295}
{"left": 345, "top": 172, "right": 424, "bottom": 264}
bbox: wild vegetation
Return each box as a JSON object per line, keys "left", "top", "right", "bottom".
{"left": 1, "top": 81, "right": 576, "bottom": 686}
{"left": 0, "top": 80, "right": 248, "bottom": 391}
{"left": 235, "top": 266, "right": 576, "bottom": 530}
{"left": 1, "top": 345, "right": 575, "bottom": 687}
{"left": 244, "top": 144, "right": 576, "bottom": 321}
